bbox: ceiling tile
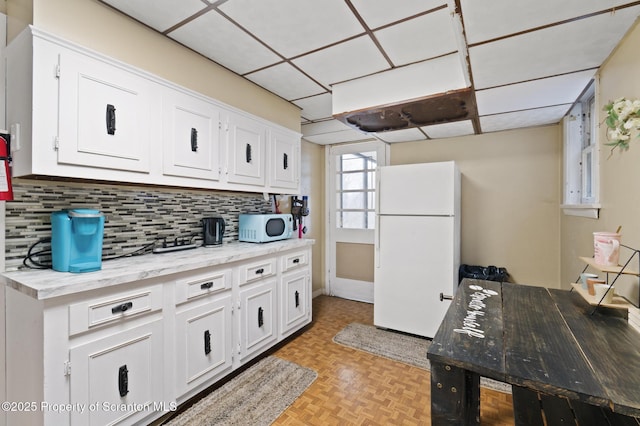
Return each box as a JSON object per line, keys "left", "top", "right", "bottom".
{"left": 245, "top": 63, "right": 326, "bottom": 101}
{"left": 462, "top": 0, "right": 637, "bottom": 44}
{"left": 302, "top": 120, "right": 353, "bottom": 137}
{"left": 470, "top": 7, "right": 640, "bottom": 89}
{"left": 294, "top": 94, "right": 333, "bottom": 121}
{"left": 422, "top": 120, "right": 475, "bottom": 138}
{"left": 476, "top": 70, "right": 596, "bottom": 116}
{"left": 101, "top": 0, "right": 206, "bottom": 32}
{"left": 374, "top": 8, "right": 459, "bottom": 66}
{"left": 219, "top": 0, "right": 364, "bottom": 58}
{"left": 292, "top": 35, "right": 390, "bottom": 88}
{"left": 351, "top": 0, "right": 446, "bottom": 29}
{"left": 303, "top": 129, "right": 373, "bottom": 145}
{"left": 332, "top": 54, "right": 469, "bottom": 115}
{"left": 373, "top": 128, "right": 426, "bottom": 143}
{"left": 480, "top": 105, "right": 571, "bottom": 133}
{"left": 168, "top": 10, "right": 281, "bottom": 75}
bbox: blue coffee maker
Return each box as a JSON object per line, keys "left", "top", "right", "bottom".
{"left": 51, "top": 209, "right": 105, "bottom": 273}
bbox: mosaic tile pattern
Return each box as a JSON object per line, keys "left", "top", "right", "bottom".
{"left": 5, "top": 180, "right": 273, "bottom": 271}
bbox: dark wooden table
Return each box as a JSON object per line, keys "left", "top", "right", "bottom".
{"left": 427, "top": 279, "right": 640, "bottom": 425}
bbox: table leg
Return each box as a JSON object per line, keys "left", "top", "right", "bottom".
{"left": 430, "top": 361, "right": 480, "bottom": 425}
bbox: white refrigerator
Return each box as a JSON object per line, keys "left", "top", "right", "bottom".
{"left": 374, "top": 161, "right": 461, "bottom": 338}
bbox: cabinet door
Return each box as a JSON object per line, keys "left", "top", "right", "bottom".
{"left": 57, "top": 49, "right": 152, "bottom": 172}
{"left": 69, "top": 319, "right": 164, "bottom": 425}
{"left": 238, "top": 278, "right": 277, "bottom": 363}
{"left": 279, "top": 269, "right": 311, "bottom": 337}
{"left": 225, "top": 112, "right": 266, "bottom": 186}
{"left": 175, "top": 294, "right": 233, "bottom": 396}
{"left": 163, "top": 89, "right": 221, "bottom": 181}
{"left": 269, "top": 128, "right": 299, "bottom": 190}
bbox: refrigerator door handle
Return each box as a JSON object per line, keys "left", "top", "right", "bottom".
{"left": 375, "top": 214, "right": 381, "bottom": 267}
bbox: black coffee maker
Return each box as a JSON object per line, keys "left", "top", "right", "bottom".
{"left": 202, "top": 217, "right": 225, "bottom": 246}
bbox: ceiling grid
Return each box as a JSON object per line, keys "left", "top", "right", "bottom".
{"left": 100, "top": 0, "right": 640, "bottom": 144}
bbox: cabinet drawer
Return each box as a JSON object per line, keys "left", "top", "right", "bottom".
{"left": 281, "top": 250, "right": 309, "bottom": 273}
{"left": 68, "top": 284, "right": 163, "bottom": 336}
{"left": 238, "top": 258, "right": 276, "bottom": 286}
{"left": 175, "top": 268, "right": 232, "bottom": 304}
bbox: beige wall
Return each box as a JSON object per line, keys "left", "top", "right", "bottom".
{"left": 300, "top": 140, "right": 325, "bottom": 294}
{"left": 561, "top": 19, "right": 640, "bottom": 303}
{"left": 392, "top": 125, "right": 562, "bottom": 287}
{"left": 14, "top": 0, "right": 300, "bottom": 131}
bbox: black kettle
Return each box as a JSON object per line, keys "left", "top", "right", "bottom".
{"left": 202, "top": 217, "right": 225, "bottom": 246}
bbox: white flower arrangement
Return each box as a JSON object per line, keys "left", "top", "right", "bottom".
{"left": 604, "top": 97, "right": 640, "bottom": 151}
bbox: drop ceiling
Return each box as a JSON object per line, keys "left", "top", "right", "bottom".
{"left": 99, "top": 0, "right": 640, "bottom": 145}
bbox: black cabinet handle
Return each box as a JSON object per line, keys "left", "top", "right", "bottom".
{"left": 258, "top": 307, "right": 264, "bottom": 328}
{"left": 283, "top": 153, "right": 288, "bottom": 170}
{"left": 118, "top": 365, "right": 129, "bottom": 397}
{"left": 255, "top": 268, "right": 264, "bottom": 275}
{"left": 246, "top": 143, "right": 252, "bottom": 163}
{"left": 204, "top": 330, "right": 211, "bottom": 355}
{"left": 293, "top": 258, "right": 300, "bottom": 264}
{"left": 106, "top": 104, "right": 116, "bottom": 135}
{"left": 295, "top": 290, "right": 300, "bottom": 308}
{"left": 200, "top": 281, "right": 214, "bottom": 290}
{"left": 112, "top": 302, "right": 133, "bottom": 314}
{"left": 191, "top": 128, "right": 198, "bottom": 152}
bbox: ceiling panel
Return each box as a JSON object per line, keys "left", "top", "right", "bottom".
{"left": 101, "top": 0, "right": 205, "bottom": 32}
{"left": 168, "top": 10, "right": 281, "bottom": 75}
{"left": 351, "top": 0, "right": 447, "bottom": 29}
{"left": 476, "top": 70, "right": 596, "bottom": 116}
{"left": 470, "top": 7, "right": 640, "bottom": 89}
{"left": 480, "top": 105, "right": 571, "bottom": 133}
{"left": 292, "top": 35, "right": 390, "bottom": 88}
{"left": 462, "top": 0, "right": 637, "bottom": 44}
{"left": 303, "top": 129, "right": 373, "bottom": 145}
{"left": 332, "top": 54, "right": 469, "bottom": 116}
{"left": 302, "top": 120, "right": 352, "bottom": 137}
{"left": 219, "top": 0, "right": 364, "bottom": 58}
{"left": 373, "top": 128, "right": 426, "bottom": 143}
{"left": 374, "top": 8, "right": 460, "bottom": 66}
{"left": 245, "top": 63, "right": 326, "bottom": 101}
{"left": 422, "top": 120, "right": 475, "bottom": 139}
{"left": 295, "top": 94, "right": 333, "bottom": 121}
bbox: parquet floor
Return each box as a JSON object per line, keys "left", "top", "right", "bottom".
{"left": 272, "top": 295, "right": 515, "bottom": 425}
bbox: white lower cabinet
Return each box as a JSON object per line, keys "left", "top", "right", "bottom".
{"left": 279, "top": 269, "right": 310, "bottom": 338}
{"left": 69, "top": 319, "right": 164, "bottom": 426}
{"left": 175, "top": 294, "right": 233, "bottom": 398}
{"left": 237, "top": 278, "right": 278, "bottom": 364}
{"left": 1, "top": 243, "right": 312, "bottom": 426}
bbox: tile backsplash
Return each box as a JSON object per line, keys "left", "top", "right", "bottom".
{"left": 5, "top": 179, "right": 274, "bottom": 271}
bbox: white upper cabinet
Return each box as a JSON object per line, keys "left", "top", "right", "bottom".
{"left": 7, "top": 27, "right": 301, "bottom": 194}
{"left": 58, "top": 46, "right": 153, "bottom": 172}
{"left": 162, "top": 88, "right": 221, "bottom": 181}
{"left": 224, "top": 111, "right": 267, "bottom": 187}
{"left": 269, "top": 127, "right": 299, "bottom": 190}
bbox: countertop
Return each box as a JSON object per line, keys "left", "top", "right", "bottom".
{"left": 0, "top": 238, "right": 314, "bottom": 300}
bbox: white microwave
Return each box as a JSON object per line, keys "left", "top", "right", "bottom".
{"left": 238, "top": 214, "right": 294, "bottom": 243}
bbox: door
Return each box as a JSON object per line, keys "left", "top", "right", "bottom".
{"left": 374, "top": 216, "right": 456, "bottom": 338}
{"left": 326, "top": 141, "right": 388, "bottom": 303}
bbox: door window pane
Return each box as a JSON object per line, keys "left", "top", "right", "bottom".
{"left": 336, "top": 151, "right": 377, "bottom": 229}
